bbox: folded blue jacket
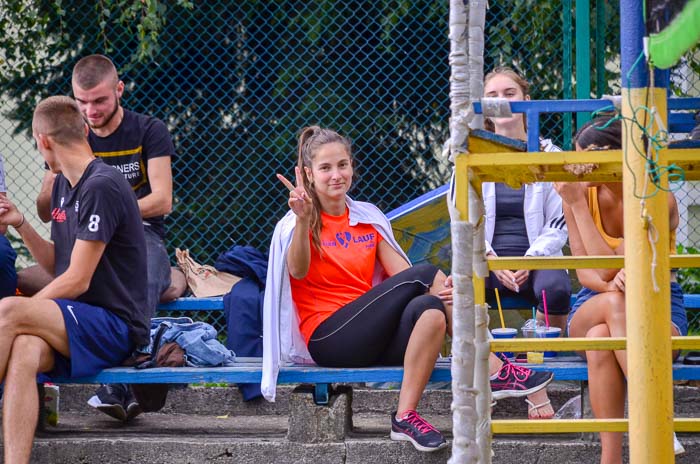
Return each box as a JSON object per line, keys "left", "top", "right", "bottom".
{"left": 145, "top": 317, "right": 236, "bottom": 367}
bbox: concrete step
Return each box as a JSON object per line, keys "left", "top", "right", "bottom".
{"left": 15, "top": 410, "right": 700, "bottom": 463}
{"left": 56, "top": 381, "right": 700, "bottom": 418}
{"left": 14, "top": 382, "right": 698, "bottom": 463}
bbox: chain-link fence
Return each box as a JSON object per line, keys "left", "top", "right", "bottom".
{"left": 1, "top": 1, "right": 699, "bottom": 328}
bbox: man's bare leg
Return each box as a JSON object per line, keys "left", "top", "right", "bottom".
{"left": 0, "top": 297, "right": 68, "bottom": 384}
{"left": 3, "top": 335, "right": 57, "bottom": 464}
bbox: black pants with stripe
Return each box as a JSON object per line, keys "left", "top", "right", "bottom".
{"left": 486, "top": 268, "right": 571, "bottom": 315}
{"left": 308, "top": 263, "right": 446, "bottom": 367}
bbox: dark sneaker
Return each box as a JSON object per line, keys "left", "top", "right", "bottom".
{"left": 390, "top": 410, "right": 447, "bottom": 452}
{"left": 124, "top": 387, "right": 143, "bottom": 421}
{"left": 490, "top": 360, "right": 553, "bottom": 400}
{"left": 87, "top": 384, "right": 128, "bottom": 421}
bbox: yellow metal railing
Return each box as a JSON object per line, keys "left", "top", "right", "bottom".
{"left": 464, "top": 148, "right": 700, "bottom": 187}
{"left": 490, "top": 336, "right": 700, "bottom": 352}
{"left": 492, "top": 418, "right": 700, "bottom": 434}
{"left": 454, "top": 91, "right": 700, "bottom": 462}
{"left": 488, "top": 254, "right": 700, "bottom": 270}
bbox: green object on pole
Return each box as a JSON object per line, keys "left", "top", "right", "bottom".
{"left": 648, "top": 0, "right": 700, "bottom": 69}
{"left": 563, "top": 0, "right": 573, "bottom": 150}
{"left": 576, "top": 0, "right": 591, "bottom": 129}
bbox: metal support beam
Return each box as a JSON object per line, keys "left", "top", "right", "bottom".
{"left": 621, "top": 1, "right": 673, "bottom": 461}
{"left": 575, "top": 0, "right": 591, "bottom": 128}
{"left": 563, "top": 0, "right": 573, "bottom": 149}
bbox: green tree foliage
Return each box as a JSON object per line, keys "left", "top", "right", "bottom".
{"left": 6, "top": 1, "right": 689, "bottom": 265}
{"left": 0, "top": 0, "right": 194, "bottom": 133}
{"left": 677, "top": 244, "right": 700, "bottom": 294}
{"left": 484, "top": 0, "right": 622, "bottom": 145}
{"left": 0, "top": 0, "right": 452, "bottom": 262}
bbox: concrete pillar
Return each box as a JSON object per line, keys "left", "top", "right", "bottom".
{"left": 287, "top": 385, "right": 353, "bottom": 443}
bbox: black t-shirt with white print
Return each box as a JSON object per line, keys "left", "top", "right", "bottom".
{"left": 88, "top": 109, "right": 174, "bottom": 239}
{"left": 51, "top": 158, "right": 149, "bottom": 346}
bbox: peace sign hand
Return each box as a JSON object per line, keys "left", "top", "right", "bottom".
{"left": 277, "top": 166, "right": 313, "bottom": 222}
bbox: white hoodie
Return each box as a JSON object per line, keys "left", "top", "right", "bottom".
{"left": 483, "top": 138, "right": 568, "bottom": 257}
{"left": 261, "top": 196, "right": 409, "bottom": 401}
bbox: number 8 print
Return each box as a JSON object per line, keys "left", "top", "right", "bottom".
{"left": 88, "top": 214, "right": 100, "bottom": 232}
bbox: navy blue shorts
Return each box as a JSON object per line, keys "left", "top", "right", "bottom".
{"left": 0, "top": 235, "right": 17, "bottom": 298}
{"left": 48, "top": 299, "right": 134, "bottom": 379}
{"left": 567, "top": 282, "right": 688, "bottom": 337}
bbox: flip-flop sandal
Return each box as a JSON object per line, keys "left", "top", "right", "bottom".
{"left": 674, "top": 432, "right": 685, "bottom": 455}
{"left": 525, "top": 398, "right": 553, "bottom": 420}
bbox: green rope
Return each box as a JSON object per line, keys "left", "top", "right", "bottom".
{"left": 590, "top": 51, "right": 686, "bottom": 199}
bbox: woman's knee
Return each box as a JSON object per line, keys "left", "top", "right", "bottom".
{"left": 585, "top": 324, "right": 616, "bottom": 367}
{"left": 599, "top": 292, "right": 626, "bottom": 325}
{"left": 420, "top": 308, "right": 447, "bottom": 333}
{"left": 587, "top": 324, "right": 611, "bottom": 339}
{"left": 408, "top": 294, "right": 445, "bottom": 314}
{"left": 407, "top": 294, "right": 446, "bottom": 328}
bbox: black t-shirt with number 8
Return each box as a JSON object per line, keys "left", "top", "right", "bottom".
{"left": 51, "top": 158, "right": 149, "bottom": 346}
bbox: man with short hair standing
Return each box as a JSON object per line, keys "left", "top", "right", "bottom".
{"left": 0, "top": 95, "right": 149, "bottom": 463}
{"left": 27, "top": 54, "right": 181, "bottom": 420}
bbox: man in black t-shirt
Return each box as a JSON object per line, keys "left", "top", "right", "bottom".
{"left": 23, "top": 55, "right": 185, "bottom": 420}
{"left": 0, "top": 96, "right": 148, "bottom": 462}
{"left": 28, "top": 54, "right": 183, "bottom": 312}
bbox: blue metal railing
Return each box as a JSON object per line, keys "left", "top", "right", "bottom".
{"left": 473, "top": 97, "right": 700, "bottom": 151}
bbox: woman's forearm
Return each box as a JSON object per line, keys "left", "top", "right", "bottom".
{"left": 568, "top": 201, "right": 616, "bottom": 256}
{"left": 286, "top": 219, "right": 311, "bottom": 279}
{"left": 576, "top": 268, "right": 616, "bottom": 293}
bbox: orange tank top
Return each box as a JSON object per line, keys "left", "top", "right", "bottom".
{"left": 290, "top": 208, "right": 383, "bottom": 344}
{"left": 588, "top": 186, "right": 676, "bottom": 251}
{"left": 588, "top": 187, "right": 623, "bottom": 250}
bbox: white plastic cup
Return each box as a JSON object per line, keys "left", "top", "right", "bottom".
{"left": 491, "top": 327, "right": 517, "bottom": 358}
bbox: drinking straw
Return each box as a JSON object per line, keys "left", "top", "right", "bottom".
{"left": 494, "top": 288, "right": 506, "bottom": 329}
{"left": 542, "top": 289, "right": 550, "bottom": 328}
{"left": 532, "top": 306, "right": 536, "bottom": 322}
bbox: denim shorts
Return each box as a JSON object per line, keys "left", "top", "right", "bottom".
{"left": 567, "top": 282, "right": 688, "bottom": 336}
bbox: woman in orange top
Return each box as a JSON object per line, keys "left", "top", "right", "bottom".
{"left": 277, "top": 126, "right": 451, "bottom": 452}
{"left": 276, "top": 126, "right": 555, "bottom": 452}
{"left": 555, "top": 116, "right": 687, "bottom": 464}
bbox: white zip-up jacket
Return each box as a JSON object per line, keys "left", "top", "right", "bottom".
{"left": 483, "top": 139, "right": 567, "bottom": 257}
{"left": 261, "top": 196, "right": 409, "bottom": 402}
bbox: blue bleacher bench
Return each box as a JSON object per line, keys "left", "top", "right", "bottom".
{"left": 49, "top": 294, "right": 700, "bottom": 405}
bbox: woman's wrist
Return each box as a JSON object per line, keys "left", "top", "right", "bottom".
{"left": 295, "top": 216, "right": 311, "bottom": 228}
{"left": 13, "top": 213, "right": 25, "bottom": 229}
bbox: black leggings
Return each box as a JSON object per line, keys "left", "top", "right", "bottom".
{"left": 307, "top": 264, "right": 446, "bottom": 368}
{"left": 486, "top": 268, "right": 571, "bottom": 315}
